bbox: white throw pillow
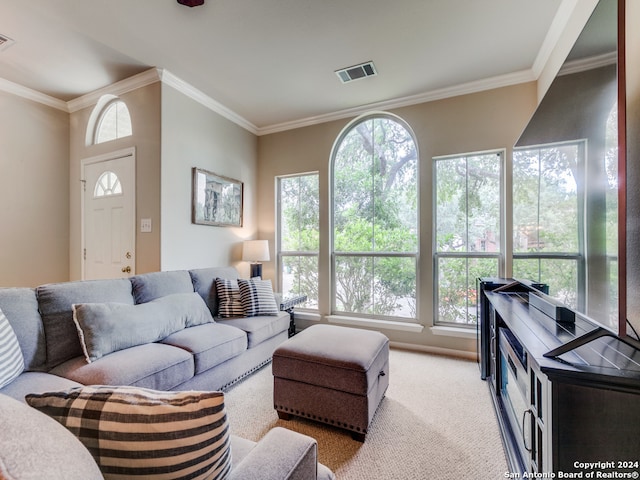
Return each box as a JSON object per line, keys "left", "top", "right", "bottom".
{"left": 238, "top": 278, "right": 279, "bottom": 316}
{"left": 0, "top": 307, "right": 24, "bottom": 389}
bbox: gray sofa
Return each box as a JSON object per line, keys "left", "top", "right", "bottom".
{"left": 0, "top": 266, "right": 334, "bottom": 480}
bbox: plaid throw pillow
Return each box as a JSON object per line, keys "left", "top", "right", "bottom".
{"left": 215, "top": 278, "right": 245, "bottom": 318}
{"left": 26, "top": 386, "right": 231, "bottom": 480}
{"left": 238, "top": 278, "right": 279, "bottom": 316}
{"left": 0, "top": 308, "right": 24, "bottom": 389}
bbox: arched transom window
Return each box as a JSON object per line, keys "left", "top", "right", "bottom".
{"left": 94, "top": 99, "right": 132, "bottom": 144}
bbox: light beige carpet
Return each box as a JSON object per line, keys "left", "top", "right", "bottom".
{"left": 224, "top": 348, "right": 508, "bottom": 479}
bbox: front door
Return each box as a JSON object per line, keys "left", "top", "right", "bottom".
{"left": 82, "top": 149, "right": 135, "bottom": 280}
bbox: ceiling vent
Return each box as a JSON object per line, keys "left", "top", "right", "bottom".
{"left": 0, "top": 34, "right": 15, "bottom": 52}
{"left": 335, "top": 61, "right": 377, "bottom": 83}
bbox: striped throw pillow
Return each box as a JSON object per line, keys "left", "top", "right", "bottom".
{"left": 26, "top": 386, "right": 231, "bottom": 480}
{"left": 0, "top": 307, "right": 24, "bottom": 389}
{"left": 215, "top": 278, "right": 245, "bottom": 318}
{"left": 238, "top": 278, "right": 279, "bottom": 316}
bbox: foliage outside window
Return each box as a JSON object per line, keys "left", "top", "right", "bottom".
{"left": 95, "top": 100, "right": 132, "bottom": 144}
{"left": 278, "top": 173, "right": 319, "bottom": 309}
{"left": 513, "top": 111, "right": 618, "bottom": 329}
{"left": 512, "top": 142, "right": 582, "bottom": 309}
{"left": 604, "top": 104, "right": 619, "bottom": 327}
{"left": 434, "top": 152, "right": 503, "bottom": 326}
{"left": 331, "top": 114, "right": 418, "bottom": 320}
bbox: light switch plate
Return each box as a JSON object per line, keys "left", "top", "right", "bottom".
{"left": 141, "top": 218, "right": 152, "bottom": 233}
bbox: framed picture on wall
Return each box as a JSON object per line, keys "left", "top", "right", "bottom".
{"left": 192, "top": 167, "right": 243, "bottom": 227}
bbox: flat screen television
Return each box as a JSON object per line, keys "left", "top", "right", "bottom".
{"left": 513, "top": 0, "right": 639, "bottom": 347}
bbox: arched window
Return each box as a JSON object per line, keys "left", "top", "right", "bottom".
{"left": 93, "top": 99, "right": 132, "bottom": 144}
{"left": 330, "top": 113, "right": 419, "bottom": 320}
{"left": 94, "top": 171, "right": 122, "bottom": 197}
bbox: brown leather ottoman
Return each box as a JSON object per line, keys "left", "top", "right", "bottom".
{"left": 272, "top": 324, "right": 389, "bottom": 442}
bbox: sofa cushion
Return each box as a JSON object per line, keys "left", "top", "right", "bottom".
{"left": 0, "top": 393, "right": 103, "bottom": 480}
{"left": 237, "top": 278, "right": 279, "bottom": 316}
{"left": 37, "top": 278, "right": 134, "bottom": 367}
{"left": 217, "top": 313, "right": 289, "bottom": 348}
{"left": 161, "top": 323, "right": 248, "bottom": 374}
{"left": 0, "top": 308, "right": 25, "bottom": 389}
{"left": 189, "top": 267, "right": 240, "bottom": 316}
{"left": 0, "top": 371, "right": 83, "bottom": 401}
{"left": 49, "top": 343, "right": 195, "bottom": 391}
{"left": 130, "top": 270, "right": 194, "bottom": 304}
{"left": 73, "top": 292, "right": 213, "bottom": 362}
{"left": 215, "top": 278, "right": 245, "bottom": 318}
{"left": 26, "top": 386, "right": 232, "bottom": 480}
{"left": 0, "top": 287, "right": 46, "bottom": 370}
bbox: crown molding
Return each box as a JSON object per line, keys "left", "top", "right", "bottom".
{"left": 531, "top": 0, "right": 579, "bottom": 78}
{"left": 558, "top": 51, "right": 617, "bottom": 76}
{"left": 256, "top": 68, "right": 536, "bottom": 136}
{"left": 0, "top": 66, "right": 539, "bottom": 137}
{"left": 0, "top": 77, "right": 68, "bottom": 112}
{"left": 66, "top": 68, "right": 161, "bottom": 113}
{"left": 158, "top": 69, "right": 259, "bottom": 135}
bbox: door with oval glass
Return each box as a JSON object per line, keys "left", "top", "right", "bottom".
{"left": 82, "top": 149, "right": 135, "bottom": 280}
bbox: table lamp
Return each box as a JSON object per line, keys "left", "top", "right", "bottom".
{"left": 242, "top": 240, "right": 270, "bottom": 278}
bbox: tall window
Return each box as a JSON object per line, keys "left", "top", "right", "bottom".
{"left": 94, "top": 99, "right": 132, "bottom": 144}
{"left": 278, "top": 173, "right": 319, "bottom": 309}
{"left": 331, "top": 114, "right": 418, "bottom": 320}
{"left": 512, "top": 142, "right": 583, "bottom": 309}
{"left": 434, "top": 151, "right": 503, "bottom": 325}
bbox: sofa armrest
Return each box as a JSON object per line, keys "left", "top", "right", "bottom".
{"left": 230, "top": 427, "right": 323, "bottom": 480}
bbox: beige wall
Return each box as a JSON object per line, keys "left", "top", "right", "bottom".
{"left": 69, "top": 82, "right": 162, "bottom": 280}
{"left": 257, "top": 82, "right": 538, "bottom": 354}
{"left": 0, "top": 92, "right": 70, "bottom": 287}
{"left": 159, "top": 84, "right": 259, "bottom": 276}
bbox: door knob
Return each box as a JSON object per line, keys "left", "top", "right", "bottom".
{"left": 122, "top": 266, "right": 131, "bottom": 274}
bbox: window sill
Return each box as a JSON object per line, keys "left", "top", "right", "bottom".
{"left": 326, "top": 315, "right": 424, "bottom": 333}
{"left": 430, "top": 325, "right": 477, "bottom": 339}
{"left": 293, "top": 311, "right": 321, "bottom": 322}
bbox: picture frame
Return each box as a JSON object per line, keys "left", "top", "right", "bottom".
{"left": 192, "top": 167, "right": 243, "bottom": 227}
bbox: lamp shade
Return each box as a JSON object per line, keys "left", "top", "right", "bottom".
{"left": 242, "top": 240, "right": 270, "bottom": 262}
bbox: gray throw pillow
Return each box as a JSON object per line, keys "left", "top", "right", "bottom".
{"left": 73, "top": 292, "right": 213, "bottom": 362}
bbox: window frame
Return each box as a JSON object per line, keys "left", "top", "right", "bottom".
{"left": 93, "top": 170, "right": 123, "bottom": 198}
{"left": 432, "top": 150, "right": 505, "bottom": 328}
{"left": 93, "top": 98, "right": 132, "bottom": 145}
{"left": 511, "top": 140, "right": 586, "bottom": 312}
{"left": 329, "top": 112, "right": 420, "bottom": 322}
{"left": 276, "top": 172, "right": 320, "bottom": 310}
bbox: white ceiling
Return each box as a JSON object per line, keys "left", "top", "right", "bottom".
{"left": 0, "top": 0, "right": 571, "bottom": 134}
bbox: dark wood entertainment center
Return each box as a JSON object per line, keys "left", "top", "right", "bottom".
{"left": 478, "top": 279, "right": 640, "bottom": 477}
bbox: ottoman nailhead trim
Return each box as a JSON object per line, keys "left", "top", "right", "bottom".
{"left": 275, "top": 405, "right": 367, "bottom": 434}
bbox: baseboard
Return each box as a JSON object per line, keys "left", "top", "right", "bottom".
{"left": 390, "top": 341, "right": 476, "bottom": 361}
